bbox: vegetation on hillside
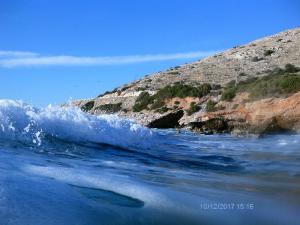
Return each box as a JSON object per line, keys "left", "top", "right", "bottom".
{"left": 98, "top": 63, "right": 300, "bottom": 116}
{"left": 221, "top": 87, "right": 237, "bottom": 101}
{"left": 155, "top": 106, "right": 169, "bottom": 114}
{"left": 95, "top": 103, "right": 122, "bottom": 113}
{"left": 206, "top": 100, "right": 217, "bottom": 112}
{"left": 155, "top": 83, "right": 212, "bottom": 99}
{"left": 221, "top": 64, "right": 300, "bottom": 101}
{"left": 133, "top": 83, "right": 212, "bottom": 112}
{"left": 133, "top": 92, "right": 153, "bottom": 112}
{"left": 81, "top": 100, "right": 95, "bottom": 112}
{"left": 186, "top": 102, "right": 201, "bottom": 115}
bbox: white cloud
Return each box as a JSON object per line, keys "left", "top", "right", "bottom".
{"left": 0, "top": 50, "right": 39, "bottom": 58}
{"left": 0, "top": 50, "right": 219, "bottom": 68}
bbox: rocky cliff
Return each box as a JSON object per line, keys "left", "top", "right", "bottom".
{"left": 71, "top": 27, "right": 300, "bottom": 135}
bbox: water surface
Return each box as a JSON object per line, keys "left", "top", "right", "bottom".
{"left": 0, "top": 100, "right": 299, "bottom": 225}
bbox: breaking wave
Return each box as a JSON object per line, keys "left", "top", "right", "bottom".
{"left": 0, "top": 99, "right": 153, "bottom": 149}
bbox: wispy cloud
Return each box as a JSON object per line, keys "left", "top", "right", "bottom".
{"left": 0, "top": 50, "right": 39, "bottom": 58}
{"left": 0, "top": 50, "right": 219, "bottom": 68}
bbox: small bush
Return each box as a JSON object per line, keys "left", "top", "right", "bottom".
{"left": 186, "top": 102, "right": 201, "bottom": 115}
{"left": 136, "top": 87, "right": 147, "bottom": 91}
{"left": 226, "top": 80, "right": 236, "bottom": 87}
{"left": 120, "top": 85, "right": 131, "bottom": 92}
{"left": 150, "top": 99, "right": 165, "bottom": 110}
{"left": 221, "top": 87, "right": 236, "bottom": 101}
{"left": 284, "top": 64, "right": 300, "bottom": 73}
{"left": 133, "top": 92, "right": 153, "bottom": 112}
{"left": 168, "top": 71, "right": 180, "bottom": 75}
{"left": 211, "top": 84, "right": 222, "bottom": 90}
{"left": 275, "top": 74, "right": 300, "bottom": 93}
{"left": 174, "top": 101, "right": 180, "bottom": 105}
{"left": 95, "top": 103, "right": 122, "bottom": 113}
{"left": 206, "top": 100, "right": 217, "bottom": 112}
{"left": 198, "top": 83, "right": 212, "bottom": 96}
{"left": 154, "top": 83, "right": 212, "bottom": 99}
{"left": 97, "top": 89, "right": 118, "bottom": 97}
{"left": 155, "top": 106, "right": 169, "bottom": 114}
{"left": 81, "top": 101, "right": 95, "bottom": 112}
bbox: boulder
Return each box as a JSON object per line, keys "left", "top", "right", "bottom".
{"left": 147, "top": 110, "right": 184, "bottom": 129}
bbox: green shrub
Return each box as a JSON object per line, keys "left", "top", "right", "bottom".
{"left": 95, "top": 103, "right": 122, "bottom": 113}
{"left": 284, "top": 64, "right": 300, "bottom": 73}
{"left": 81, "top": 101, "right": 95, "bottom": 112}
{"left": 155, "top": 106, "right": 169, "bottom": 114}
{"left": 154, "top": 83, "right": 212, "bottom": 99}
{"left": 186, "top": 102, "right": 201, "bottom": 115}
{"left": 219, "top": 65, "right": 300, "bottom": 101}
{"left": 206, "top": 100, "right": 217, "bottom": 112}
{"left": 120, "top": 85, "right": 131, "bottom": 92}
{"left": 226, "top": 80, "right": 236, "bottom": 87}
{"left": 198, "top": 83, "right": 212, "bottom": 96}
{"left": 174, "top": 101, "right": 180, "bottom": 105}
{"left": 236, "top": 73, "right": 300, "bottom": 100}
{"left": 280, "top": 75, "right": 300, "bottom": 93}
{"left": 133, "top": 92, "right": 153, "bottom": 112}
{"left": 132, "top": 83, "right": 212, "bottom": 112}
{"left": 136, "top": 87, "right": 147, "bottom": 91}
{"left": 97, "top": 89, "right": 118, "bottom": 97}
{"left": 150, "top": 99, "right": 165, "bottom": 110}
{"left": 211, "top": 84, "right": 222, "bottom": 90}
{"left": 221, "top": 87, "right": 236, "bottom": 101}
{"left": 168, "top": 71, "right": 180, "bottom": 75}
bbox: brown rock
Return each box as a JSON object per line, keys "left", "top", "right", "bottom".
{"left": 188, "top": 92, "right": 300, "bottom": 134}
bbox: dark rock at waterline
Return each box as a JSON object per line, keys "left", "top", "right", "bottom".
{"left": 147, "top": 110, "right": 184, "bottom": 129}
{"left": 189, "top": 118, "right": 230, "bottom": 134}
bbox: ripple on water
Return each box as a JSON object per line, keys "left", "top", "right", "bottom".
{"left": 70, "top": 185, "right": 145, "bottom": 208}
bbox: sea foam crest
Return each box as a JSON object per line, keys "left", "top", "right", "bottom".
{"left": 0, "top": 99, "right": 153, "bottom": 149}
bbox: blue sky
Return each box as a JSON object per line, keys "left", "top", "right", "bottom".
{"left": 0, "top": 0, "right": 299, "bottom": 106}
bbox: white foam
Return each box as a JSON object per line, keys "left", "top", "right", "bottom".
{"left": 0, "top": 99, "right": 153, "bottom": 149}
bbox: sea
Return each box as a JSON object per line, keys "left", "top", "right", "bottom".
{"left": 0, "top": 99, "right": 299, "bottom": 225}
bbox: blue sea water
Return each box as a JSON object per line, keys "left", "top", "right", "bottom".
{"left": 0, "top": 99, "right": 300, "bottom": 225}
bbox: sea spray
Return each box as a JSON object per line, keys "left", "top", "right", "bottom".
{"left": 0, "top": 99, "right": 153, "bottom": 149}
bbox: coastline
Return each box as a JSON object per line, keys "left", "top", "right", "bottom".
{"left": 69, "top": 27, "right": 300, "bottom": 136}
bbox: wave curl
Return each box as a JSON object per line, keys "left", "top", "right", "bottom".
{"left": 0, "top": 99, "right": 153, "bottom": 149}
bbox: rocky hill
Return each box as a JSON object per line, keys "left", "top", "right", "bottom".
{"left": 71, "top": 27, "right": 300, "bottom": 135}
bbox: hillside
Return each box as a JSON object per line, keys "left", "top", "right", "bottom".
{"left": 71, "top": 27, "right": 300, "bottom": 135}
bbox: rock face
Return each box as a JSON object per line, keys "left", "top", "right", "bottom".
{"left": 148, "top": 110, "right": 184, "bottom": 129}
{"left": 70, "top": 27, "right": 300, "bottom": 134}
{"left": 182, "top": 92, "right": 300, "bottom": 135}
